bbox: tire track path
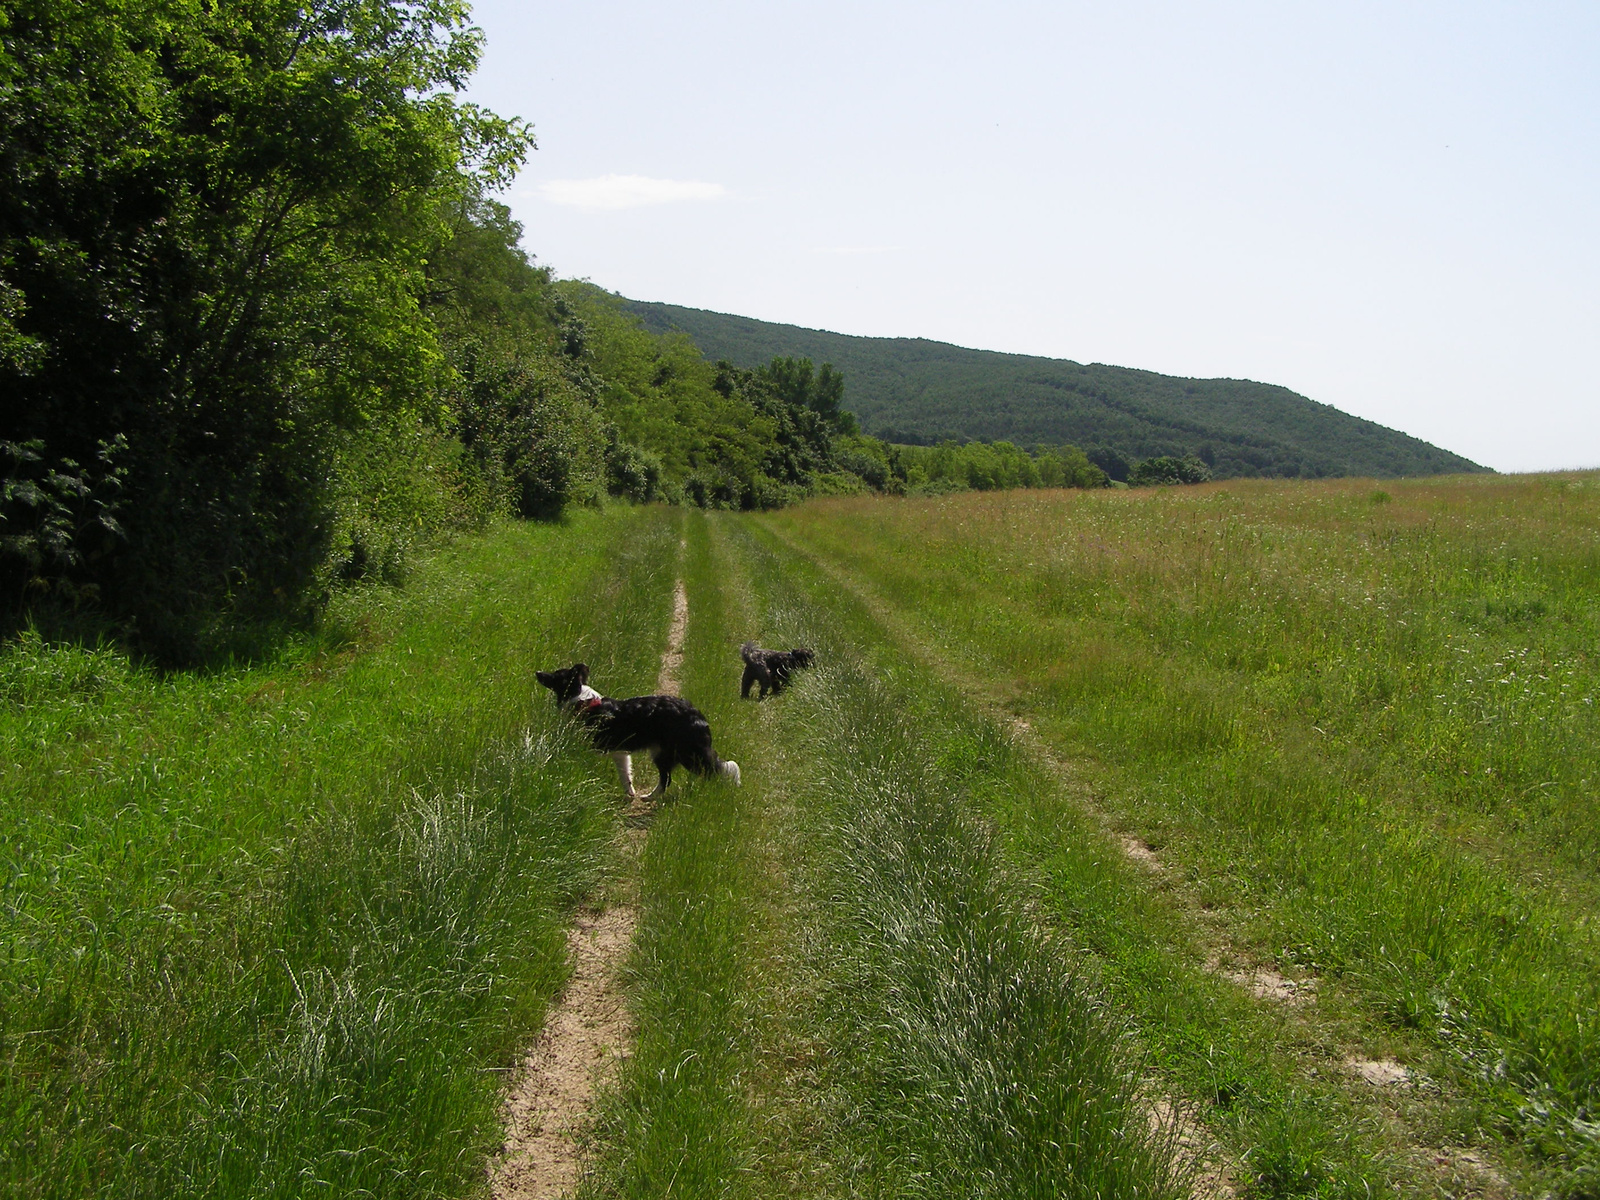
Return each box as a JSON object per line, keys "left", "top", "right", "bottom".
{"left": 489, "top": 563, "right": 689, "bottom": 1200}
{"left": 754, "top": 516, "right": 1527, "bottom": 1197}
{"left": 751, "top": 517, "right": 1247, "bottom": 1193}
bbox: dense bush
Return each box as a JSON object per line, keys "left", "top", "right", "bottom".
{"left": 604, "top": 432, "right": 664, "bottom": 503}
{"left": 1127, "top": 454, "right": 1213, "bottom": 486}
{"left": 560, "top": 285, "right": 858, "bottom": 509}
{"left": 426, "top": 199, "right": 609, "bottom": 520}
{"left": 0, "top": 435, "right": 126, "bottom": 611}
{"left": 0, "top": 0, "right": 535, "bottom": 659}
{"left": 891, "top": 439, "right": 1109, "bottom": 494}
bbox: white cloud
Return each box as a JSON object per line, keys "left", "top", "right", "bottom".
{"left": 535, "top": 174, "right": 727, "bottom": 210}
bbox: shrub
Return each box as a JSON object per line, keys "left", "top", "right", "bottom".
{"left": 1128, "top": 455, "right": 1213, "bottom": 486}
{"left": 605, "top": 435, "right": 664, "bottom": 503}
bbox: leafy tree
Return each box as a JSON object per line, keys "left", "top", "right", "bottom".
{"left": 1087, "top": 445, "right": 1132, "bottom": 483}
{"left": 557, "top": 286, "right": 852, "bottom": 509}
{"left": 758, "top": 356, "right": 856, "bottom": 434}
{"left": 0, "top": 435, "right": 126, "bottom": 610}
{"left": 1127, "top": 455, "right": 1212, "bottom": 486}
{"left": 425, "top": 194, "right": 606, "bottom": 519}
{"left": 889, "top": 439, "right": 1108, "bottom": 493}
{"left": 0, "top": 0, "right": 531, "bottom": 658}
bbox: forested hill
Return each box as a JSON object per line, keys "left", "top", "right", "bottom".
{"left": 623, "top": 299, "right": 1486, "bottom": 481}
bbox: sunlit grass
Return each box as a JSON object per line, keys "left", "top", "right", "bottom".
{"left": 578, "top": 511, "right": 1185, "bottom": 1199}
{"left": 578, "top": 512, "right": 763, "bottom": 1199}
{"left": 766, "top": 473, "right": 1600, "bottom": 1190}
{"left": 20, "top": 473, "right": 1596, "bottom": 1196}
{"left": 733, "top": 516, "right": 1184, "bottom": 1198}
{"left": 0, "top": 508, "right": 678, "bottom": 1197}
{"left": 783, "top": 661, "right": 1185, "bottom": 1200}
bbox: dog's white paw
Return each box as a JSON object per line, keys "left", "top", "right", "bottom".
{"left": 722, "top": 760, "right": 741, "bottom": 786}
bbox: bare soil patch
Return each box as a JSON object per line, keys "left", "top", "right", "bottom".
{"left": 1346, "top": 1056, "right": 1413, "bottom": 1087}
{"left": 657, "top": 578, "right": 689, "bottom": 696}
{"left": 489, "top": 907, "right": 635, "bottom": 1199}
{"left": 1415, "top": 1146, "right": 1514, "bottom": 1197}
{"left": 1213, "top": 959, "right": 1317, "bottom": 1006}
{"left": 1148, "top": 1097, "right": 1238, "bottom": 1199}
{"left": 1120, "top": 834, "right": 1167, "bottom": 872}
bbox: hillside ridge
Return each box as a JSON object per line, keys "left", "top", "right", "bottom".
{"left": 621, "top": 297, "right": 1486, "bottom": 481}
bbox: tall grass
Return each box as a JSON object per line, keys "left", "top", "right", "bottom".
{"left": 788, "top": 666, "right": 1183, "bottom": 1199}
{"left": 0, "top": 508, "right": 679, "bottom": 1197}
{"left": 725, "top": 517, "right": 1184, "bottom": 1199}
{"left": 753, "top": 512, "right": 1430, "bottom": 1198}
{"left": 766, "top": 475, "right": 1600, "bottom": 1190}
{"left": 576, "top": 511, "right": 1183, "bottom": 1198}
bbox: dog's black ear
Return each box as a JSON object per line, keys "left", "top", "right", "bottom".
{"left": 574, "top": 662, "right": 589, "bottom": 683}
{"left": 535, "top": 670, "right": 553, "bottom": 688}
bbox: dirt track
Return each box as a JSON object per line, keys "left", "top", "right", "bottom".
{"left": 490, "top": 569, "right": 689, "bottom": 1199}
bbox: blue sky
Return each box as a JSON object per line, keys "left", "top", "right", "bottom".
{"left": 462, "top": 1, "right": 1599, "bottom": 472}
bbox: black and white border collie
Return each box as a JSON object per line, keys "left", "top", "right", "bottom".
{"left": 740, "top": 642, "right": 816, "bottom": 699}
{"left": 536, "top": 663, "right": 740, "bottom": 799}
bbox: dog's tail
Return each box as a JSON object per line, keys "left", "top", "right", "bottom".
{"left": 682, "top": 739, "right": 741, "bottom": 786}
{"left": 740, "top": 641, "right": 759, "bottom": 665}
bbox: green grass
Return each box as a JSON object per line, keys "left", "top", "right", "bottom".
{"left": 732, "top": 515, "right": 1414, "bottom": 1199}
{"left": 0, "top": 508, "right": 679, "bottom": 1197}
{"left": 577, "top": 514, "right": 766, "bottom": 1198}
{"left": 774, "top": 661, "right": 1184, "bottom": 1200}
{"left": 579, "top": 511, "right": 1185, "bottom": 1198}
{"left": 19, "top": 471, "right": 1597, "bottom": 1199}
{"left": 576, "top": 518, "right": 1190, "bottom": 1200}
{"left": 763, "top": 474, "right": 1600, "bottom": 1195}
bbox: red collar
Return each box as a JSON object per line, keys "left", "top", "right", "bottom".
{"left": 578, "top": 695, "right": 604, "bottom": 710}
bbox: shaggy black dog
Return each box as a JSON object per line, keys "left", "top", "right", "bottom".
{"left": 740, "top": 642, "right": 816, "bottom": 699}
{"left": 536, "top": 663, "right": 740, "bottom": 799}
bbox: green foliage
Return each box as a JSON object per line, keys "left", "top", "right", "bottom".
{"left": 893, "top": 438, "right": 1110, "bottom": 493}
{"left": 323, "top": 419, "right": 490, "bottom": 587}
{"left": 1, "top": 0, "right": 1262, "bottom": 668}
{"left": 425, "top": 195, "right": 608, "bottom": 519}
{"left": 624, "top": 299, "right": 1490, "bottom": 481}
{"left": 757, "top": 355, "right": 856, "bottom": 434}
{"left": 0, "top": 0, "right": 533, "bottom": 659}
{"left": 1128, "top": 454, "right": 1212, "bottom": 486}
{"left": 0, "top": 436, "right": 126, "bottom": 609}
{"left": 603, "top": 430, "right": 664, "bottom": 503}
{"left": 555, "top": 291, "right": 1116, "bottom": 509}
{"left": 559, "top": 285, "right": 863, "bottom": 509}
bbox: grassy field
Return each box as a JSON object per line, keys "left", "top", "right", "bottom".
{"left": 764, "top": 474, "right": 1600, "bottom": 1196}
{"left": 1, "top": 508, "right": 680, "bottom": 1195}
{"left": 7, "top": 472, "right": 1598, "bottom": 1199}
{"left": 576, "top": 513, "right": 1182, "bottom": 1199}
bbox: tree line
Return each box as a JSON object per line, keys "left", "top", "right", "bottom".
{"left": 0, "top": 0, "right": 1136, "bottom": 664}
